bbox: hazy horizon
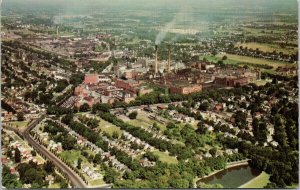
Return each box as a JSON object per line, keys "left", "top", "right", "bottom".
{"left": 2, "top": 0, "right": 298, "bottom": 13}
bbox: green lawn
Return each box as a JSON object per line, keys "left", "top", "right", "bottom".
{"left": 239, "top": 172, "right": 270, "bottom": 188}
{"left": 6, "top": 121, "right": 30, "bottom": 132}
{"left": 35, "top": 155, "right": 46, "bottom": 164}
{"left": 97, "top": 119, "right": 122, "bottom": 136}
{"left": 125, "top": 111, "right": 167, "bottom": 131}
{"left": 200, "top": 54, "right": 296, "bottom": 72}
{"left": 152, "top": 150, "right": 178, "bottom": 164}
{"left": 177, "top": 121, "right": 198, "bottom": 130}
{"left": 75, "top": 112, "right": 90, "bottom": 116}
{"left": 201, "top": 55, "right": 219, "bottom": 63}
{"left": 253, "top": 79, "right": 272, "bottom": 86}
{"left": 89, "top": 179, "right": 106, "bottom": 186}
{"left": 235, "top": 42, "right": 297, "bottom": 55}
{"left": 82, "top": 148, "right": 96, "bottom": 157}
{"left": 48, "top": 183, "right": 61, "bottom": 188}
{"left": 119, "top": 112, "right": 185, "bottom": 146}
{"left": 217, "top": 54, "right": 291, "bottom": 69}
{"left": 60, "top": 150, "right": 87, "bottom": 166}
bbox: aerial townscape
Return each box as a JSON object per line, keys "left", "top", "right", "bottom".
{"left": 1, "top": 0, "right": 299, "bottom": 189}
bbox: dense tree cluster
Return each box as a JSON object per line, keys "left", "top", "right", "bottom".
{"left": 53, "top": 79, "right": 69, "bottom": 93}
{"left": 47, "top": 106, "right": 73, "bottom": 116}
{"left": 92, "top": 103, "right": 111, "bottom": 113}
{"left": 68, "top": 120, "right": 109, "bottom": 152}
{"left": 9, "top": 160, "right": 68, "bottom": 188}
{"left": 44, "top": 120, "right": 77, "bottom": 150}
{"left": 219, "top": 136, "right": 298, "bottom": 188}
{"left": 233, "top": 110, "right": 248, "bottom": 129}
{"left": 143, "top": 152, "right": 159, "bottom": 162}
{"left": 79, "top": 103, "right": 91, "bottom": 112}
{"left": 78, "top": 115, "right": 100, "bottom": 129}
{"left": 69, "top": 73, "right": 84, "bottom": 86}
{"left": 128, "top": 111, "right": 138, "bottom": 119}
{"left": 61, "top": 113, "right": 74, "bottom": 125}
{"left": 102, "top": 164, "right": 119, "bottom": 184}
{"left": 252, "top": 118, "right": 268, "bottom": 144}
{"left": 164, "top": 123, "right": 213, "bottom": 153}
{"left": 82, "top": 60, "right": 111, "bottom": 74}
{"left": 55, "top": 88, "right": 74, "bottom": 105}
{"left": 17, "top": 161, "right": 48, "bottom": 188}
{"left": 113, "top": 153, "right": 243, "bottom": 188}
{"left": 2, "top": 165, "right": 22, "bottom": 188}
{"left": 110, "top": 147, "right": 141, "bottom": 171}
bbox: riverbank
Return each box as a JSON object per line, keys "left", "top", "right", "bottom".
{"left": 239, "top": 171, "right": 270, "bottom": 188}
{"left": 194, "top": 159, "right": 250, "bottom": 187}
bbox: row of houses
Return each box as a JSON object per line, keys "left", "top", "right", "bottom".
{"left": 82, "top": 166, "right": 103, "bottom": 180}
{"left": 46, "top": 119, "right": 129, "bottom": 172}
{"left": 9, "top": 140, "right": 43, "bottom": 165}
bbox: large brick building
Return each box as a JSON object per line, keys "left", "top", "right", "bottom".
{"left": 114, "top": 78, "right": 139, "bottom": 95}
{"left": 74, "top": 85, "right": 87, "bottom": 96}
{"left": 214, "top": 76, "right": 249, "bottom": 87}
{"left": 169, "top": 84, "right": 202, "bottom": 95}
{"left": 84, "top": 74, "right": 99, "bottom": 85}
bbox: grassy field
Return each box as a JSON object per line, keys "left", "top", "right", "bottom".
{"left": 60, "top": 149, "right": 105, "bottom": 184}
{"left": 48, "top": 183, "right": 61, "bottom": 188}
{"left": 152, "top": 150, "right": 178, "bottom": 164}
{"left": 216, "top": 54, "right": 292, "bottom": 69}
{"left": 239, "top": 172, "right": 270, "bottom": 188}
{"left": 119, "top": 112, "right": 185, "bottom": 146}
{"left": 125, "top": 111, "right": 167, "bottom": 131}
{"left": 253, "top": 79, "right": 273, "bottom": 86}
{"left": 201, "top": 54, "right": 295, "bottom": 73}
{"left": 35, "top": 155, "right": 46, "bottom": 163}
{"left": 84, "top": 148, "right": 96, "bottom": 156}
{"left": 60, "top": 150, "right": 87, "bottom": 166}
{"left": 241, "top": 27, "right": 287, "bottom": 36}
{"left": 235, "top": 42, "right": 297, "bottom": 55}
{"left": 89, "top": 179, "right": 106, "bottom": 186}
{"left": 177, "top": 121, "right": 198, "bottom": 129}
{"left": 6, "top": 121, "right": 30, "bottom": 132}
{"left": 97, "top": 119, "right": 122, "bottom": 136}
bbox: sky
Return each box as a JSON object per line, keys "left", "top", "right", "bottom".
{"left": 2, "top": 0, "right": 298, "bottom": 11}
{"left": 2, "top": 0, "right": 298, "bottom": 25}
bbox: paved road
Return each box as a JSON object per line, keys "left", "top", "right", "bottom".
{"left": 21, "top": 115, "right": 88, "bottom": 188}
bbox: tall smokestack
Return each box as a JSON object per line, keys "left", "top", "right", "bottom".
{"left": 168, "top": 45, "right": 171, "bottom": 73}
{"left": 56, "top": 26, "right": 59, "bottom": 36}
{"left": 155, "top": 45, "right": 158, "bottom": 74}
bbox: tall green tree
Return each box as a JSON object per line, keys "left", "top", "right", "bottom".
{"left": 14, "top": 148, "right": 21, "bottom": 163}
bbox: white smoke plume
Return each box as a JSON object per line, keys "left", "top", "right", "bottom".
{"left": 53, "top": 15, "right": 63, "bottom": 25}
{"left": 155, "top": 7, "right": 192, "bottom": 45}
{"left": 155, "top": 17, "right": 177, "bottom": 45}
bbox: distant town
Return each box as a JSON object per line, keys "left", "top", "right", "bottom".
{"left": 1, "top": 0, "right": 299, "bottom": 189}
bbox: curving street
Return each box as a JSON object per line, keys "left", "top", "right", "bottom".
{"left": 22, "top": 115, "right": 88, "bottom": 188}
